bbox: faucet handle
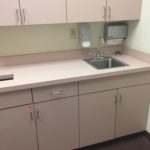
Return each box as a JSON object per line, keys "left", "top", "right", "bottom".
{"left": 101, "top": 37, "right": 105, "bottom": 44}
{"left": 92, "top": 51, "right": 98, "bottom": 59}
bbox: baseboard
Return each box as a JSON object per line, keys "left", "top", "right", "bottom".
{"left": 76, "top": 131, "right": 149, "bottom": 150}
{"left": 0, "top": 45, "right": 122, "bottom": 66}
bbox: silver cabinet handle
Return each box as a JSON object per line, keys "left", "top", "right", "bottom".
{"left": 113, "top": 94, "right": 117, "bottom": 104}
{"left": 103, "top": 6, "right": 106, "bottom": 20}
{"left": 16, "top": 9, "right": 20, "bottom": 24}
{"left": 21, "top": 9, "right": 26, "bottom": 25}
{"left": 118, "top": 93, "right": 122, "bottom": 103}
{"left": 108, "top": 6, "right": 111, "bottom": 19}
{"left": 51, "top": 91, "right": 61, "bottom": 95}
{"left": 51, "top": 90, "right": 62, "bottom": 97}
{"left": 30, "top": 111, "right": 34, "bottom": 121}
{"left": 36, "top": 111, "right": 40, "bottom": 119}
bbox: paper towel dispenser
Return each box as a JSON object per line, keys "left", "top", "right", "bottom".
{"left": 104, "top": 22, "right": 128, "bottom": 41}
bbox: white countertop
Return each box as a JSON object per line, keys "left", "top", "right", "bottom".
{"left": 0, "top": 55, "right": 150, "bottom": 93}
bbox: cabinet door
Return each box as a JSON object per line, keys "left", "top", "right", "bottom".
{"left": 107, "top": 0, "right": 142, "bottom": 21}
{"left": 79, "top": 90, "right": 116, "bottom": 147}
{"left": 0, "top": 0, "right": 21, "bottom": 26}
{"left": 116, "top": 84, "right": 150, "bottom": 137}
{"left": 20, "top": 0, "right": 66, "bottom": 25}
{"left": 35, "top": 97, "right": 79, "bottom": 150}
{"left": 67, "top": 0, "right": 106, "bottom": 23}
{"left": 0, "top": 105, "right": 38, "bottom": 150}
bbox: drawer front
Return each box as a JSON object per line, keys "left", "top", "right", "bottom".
{"left": 32, "top": 82, "right": 78, "bottom": 103}
{"left": 79, "top": 71, "right": 150, "bottom": 95}
{"left": 0, "top": 89, "right": 32, "bottom": 109}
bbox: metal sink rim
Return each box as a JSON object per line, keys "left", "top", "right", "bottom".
{"left": 84, "top": 56, "right": 129, "bottom": 69}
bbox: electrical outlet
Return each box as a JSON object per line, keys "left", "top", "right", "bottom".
{"left": 70, "top": 28, "right": 76, "bottom": 39}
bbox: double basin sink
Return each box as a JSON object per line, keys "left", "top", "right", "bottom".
{"left": 84, "top": 56, "right": 128, "bottom": 69}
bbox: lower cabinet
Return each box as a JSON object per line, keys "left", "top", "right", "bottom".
{"left": 0, "top": 96, "right": 79, "bottom": 150}
{"left": 0, "top": 105, "right": 38, "bottom": 150}
{"left": 79, "top": 84, "right": 150, "bottom": 147}
{"left": 34, "top": 96, "right": 79, "bottom": 150}
{"left": 79, "top": 90, "right": 117, "bottom": 147}
{"left": 116, "top": 84, "right": 150, "bottom": 137}
{"left": 0, "top": 83, "right": 150, "bottom": 150}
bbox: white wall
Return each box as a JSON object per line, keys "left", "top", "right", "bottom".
{"left": 125, "top": 0, "right": 150, "bottom": 53}
{"left": 0, "top": 23, "right": 103, "bottom": 56}
{"left": 125, "top": 0, "right": 150, "bottom": 132}
{"left": 147, "top": 109, "right": 150, "bottom": 132}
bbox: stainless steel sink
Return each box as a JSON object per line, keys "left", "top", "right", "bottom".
{"left": 84, "top": 57, "right": 128, "bottom": 69}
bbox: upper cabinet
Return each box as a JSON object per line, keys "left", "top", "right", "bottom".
{"left": 0, "top": 0, "right": 66, "bottom": 26}
{"left": 0, "top": 0, "right": 21, "bottom": 26}
{"left": 107, "top": 0, "right": 142, "bottom": 21}
{"left": 67, "top": 0, "right": 142, "bottom": 23}
{"left": 19, "top": 0, "right": 66, "bottom": 25}
{"left": 0, "top": 0, "right": 142, "bottom": 26}
{"left": 67, "top": 0, "right": 106, "bottom": 23}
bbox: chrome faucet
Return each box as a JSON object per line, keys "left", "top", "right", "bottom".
{"left": 88, "top": 36, "right": 105, "bottom": 59}
{"left": 97, "top": 36, "right": 105, "bottom": 58}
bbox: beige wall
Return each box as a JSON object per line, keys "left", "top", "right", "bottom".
{"left": 125, "top": 0, "right": 150, "bottom": 133}
{"left": 0, "top": 22, "right": 103, "bottom": 56}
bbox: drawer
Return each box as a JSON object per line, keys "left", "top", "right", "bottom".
{"left": 79, "top": 71, "right": 150, "bottom": 95}
{"left": 0, "top": 89, "right": 32, "bottom": 109}
{"left": 32, "top": 82, "right": 78, "bottom": 103}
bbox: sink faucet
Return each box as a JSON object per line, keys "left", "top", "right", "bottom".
{"left": 97, "top": 36, "right": 105, "bottom": 58}
{"left": 88, "top": 36, "right": 105, "bottom": 59}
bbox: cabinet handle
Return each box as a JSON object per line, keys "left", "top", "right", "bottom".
{"left": 103, "top": 6, "right": 106, "bottom": 19}
{"left": 16, "top": 9, "right": 20, "bottom": 24}
{"left": 21, "top": 9, "right": 26, "bottom": 24}
{"left": 30, "top": 111, "right": 34, "bottom": 121}
{"left": 118, "top": 93, "right": 122, "bottom": 103}
{"left": 113, "top": 95, "right": 117, "bottom": 104}
{"left": 51, "top": 91, "right": 61, "bottom": 95}
{"left": 108, "top": 6, "right": 111, "bottom": 19}
{"left": 36, "top": 111, "right": 40, "bottom": 119}
{"left": 51, "top": 90, "right": 62, "bottom": 97}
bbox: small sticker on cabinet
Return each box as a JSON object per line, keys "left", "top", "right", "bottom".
{"left": 26, "top": 104, "right": 32, "bottom": 110}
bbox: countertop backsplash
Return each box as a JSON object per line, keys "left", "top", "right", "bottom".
{"left": 0, "top": 22, "right": 103, "bottom": 56}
